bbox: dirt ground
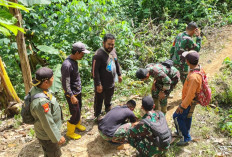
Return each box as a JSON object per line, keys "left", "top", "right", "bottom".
{"left": 1, "top": 26, "right": 232, "bottom": 157}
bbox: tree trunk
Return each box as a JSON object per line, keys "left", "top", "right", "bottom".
{"left": 9, "top": 0, "right": 32, "bottom": 94}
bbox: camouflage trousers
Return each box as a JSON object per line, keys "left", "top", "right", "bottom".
{"left": 174, "top": 63, "right": 189, "bottom": 84}
{"left": 152, "top": 88, "right": 173, "bottom": 114}
{"left": 99, "top": 123, "right": 132, "bottom": 143}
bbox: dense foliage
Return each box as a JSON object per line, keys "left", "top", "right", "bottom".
{"left": 1, "top": 0, "right": 232, "bottom": 98}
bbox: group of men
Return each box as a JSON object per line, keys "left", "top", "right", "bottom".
{"left": 28, "top": 22, "right": 206, "bottom": 157}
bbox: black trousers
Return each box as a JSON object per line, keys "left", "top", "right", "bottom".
{"left": 94, "top": 87, "right": 114, "bottom": 117}
{"left": 38, "top": 139, "right": 61, "bottom": 157}
{"left": 65, "top": 93, "right": 82, "bottom": 125}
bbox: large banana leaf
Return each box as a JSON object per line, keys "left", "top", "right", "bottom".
{"left": 18, "top": 0, "right": 51, "bottom": 6}
{"left": 37, "top": 45, "right": 59, "bottom": 55}
{"left": 50, "top": 64, "right": 62, "bottom": 93}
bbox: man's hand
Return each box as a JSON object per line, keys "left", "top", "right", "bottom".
{"left": 195, "top": 28, "right": 201, "bottom": 37}
{"left": 118, "top": 76, "right": 122, "bottom": 83}
{"left": 176, "top": 106, "right": 183, "bottom": 114}
{"left": 159, "top": 91, "right": 166, "bottom": 100}
{"left": 96, "top": 85, "right": 103, "bottom": 93}
{"left": 132, "top": 122, "right": 139, "bottom": 127}
{"left": 58, "top": 136, "right": 66, "bottom": 145}
{"left": 71, "top": 95, "right": 78, "bottom": 104}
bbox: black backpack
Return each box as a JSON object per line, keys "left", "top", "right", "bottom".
{"left": 21, "top": 92, "right": 48, "bottom": 124}
{"left": 161, "top": 59, "right": 173, "bottom": 68}
{"left": 142, "top": 111, "right": 171, "bottom": 148}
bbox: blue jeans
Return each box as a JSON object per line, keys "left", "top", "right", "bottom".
{"left": 173, "top": 106, "right": 192, "bottom": 142}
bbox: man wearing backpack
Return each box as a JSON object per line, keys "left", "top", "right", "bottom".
{"left": 126, "top": 96, "right": 170, "bottom": 156}
{"left": 173, "top": 50, "right": 205, "bottom": 146}
{"left": 30, "top": 67, "right": 65, "bottom": 157}
{"left": 136, "top": 60, "right": 180, "bottom": 114}
{"left": 61, "top": 42, "right": 90, "bottom": 140}
{"left": 170, "top": 22, "right": 201, "bottom": 84}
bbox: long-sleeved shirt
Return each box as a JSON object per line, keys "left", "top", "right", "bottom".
{"left": 61, "top": 56, "right": 81, "bottom": 96}
{"left": 30, "top": 86, "right": 62, "bottom": 143}
{"left": 181, "top": 65, "right": 203, "bottom": 109}
{"left": 92, "top": 47, "right": 121, "bottom": 89}
{"left": 146, "top": 63, "right": 180, "bottom": 91}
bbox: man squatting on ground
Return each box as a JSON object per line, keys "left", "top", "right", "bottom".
{"left": 98, "top": 100, "right": 136, "bottom": 142}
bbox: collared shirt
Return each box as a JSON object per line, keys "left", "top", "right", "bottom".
{"left": 61, "top": 56, "right": 81, "bottom": 96}
{"left": 30, "top": 86, "right": 62, "bottom": 143}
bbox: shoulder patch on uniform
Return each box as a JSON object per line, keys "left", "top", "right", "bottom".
{"left": 42, "top": 103, "right": 49, "bottom": 113}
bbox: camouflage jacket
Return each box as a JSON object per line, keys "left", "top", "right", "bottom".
{"left": 127, "top": 111, "right": 161, "bottom": 156}
{"left": 146, "top": 63, "right": 180, "bottom": 91}
{"left": 170, "top": 32, "right": 201, "bottom": 66}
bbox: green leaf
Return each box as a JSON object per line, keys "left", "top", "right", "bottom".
{"left": 0, "top": 22, "right": 25, "bottom": 35}
{"left": 0, "top": 25, "right": 10, "bottom": 36}
{"left": 0, "top": 0, "right": 30, "bottom": 12}
{"left": 0, "top": 10, "right": 17, "bottom": 25}
{"left": 18, "top": 0, "right": 51, "bottom": 7}
{"left": 50, "top": 64, "right": 62, "bottom": 93}
{"left": 37, "top": 45, "right": 59, "bottom": 55}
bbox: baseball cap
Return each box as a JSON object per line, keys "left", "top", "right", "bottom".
{"left": 72, "top": 42, "right": 90, "bottom": 54}
{"left": 142, "top": 96, "right": 154, "bottom": 111}
{"left": 182, "top": 50, "right": 199, "bottom": 65}
{"left": 136, "top": 68, "right": 148, "bottom": 79}
{"left": 31, "top": 67, "right": 53, "bottom": 86}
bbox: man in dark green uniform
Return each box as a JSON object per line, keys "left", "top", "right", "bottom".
{"left": 170, "top": 22, "right": 201, "bottom": 84}
{"left": 30, "top": 67, "right": 65, "bottom": 157}
{"left": 136, "top": 60, "right": 180, "bottom": 114}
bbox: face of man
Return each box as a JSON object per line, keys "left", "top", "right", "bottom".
{"left": 141, "top": 73, "right": 150, "bottom": 81}
{"left": 75, "top": 52, "right": 85, "bottom": 60}
{"left": 41, "top": 76, "right": 54, "bottom": 89}
{"left": 103, "top": 39, "right": 115, "bottom": 52}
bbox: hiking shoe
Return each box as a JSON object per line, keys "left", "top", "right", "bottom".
{"left": 176, "top": 139, "right": 189, "bottom": 146}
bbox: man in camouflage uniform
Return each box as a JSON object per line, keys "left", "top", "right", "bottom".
{"left": 30, "top": 67, "right": 65, "bottom": 157}
{"left": 127, "top": 96, "right": 168, "bottom": 156}
{"left": 170, "top": 22, "right": 201, "bottom": 84}
{"left": 136, "top": 60, "right": 180, "bottom": 114}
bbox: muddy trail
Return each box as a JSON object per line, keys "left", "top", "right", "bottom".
{"left": 1, "top": 26, "right": 232, "bottom": 157}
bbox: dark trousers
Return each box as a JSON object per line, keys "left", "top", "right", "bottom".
{"left": 38, "top": 139, "right": 61, "bottom": 157}
{"left": 65, "top": 93, "right": 82, "bottom": 125}
{"left": 94, "top": 87, "right": 114, "bottom": 117}
{"left": 173, "top": 105, "right": 192, "bottom": 142}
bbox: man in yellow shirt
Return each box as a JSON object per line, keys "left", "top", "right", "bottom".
{"left": 173, "top": 50, "right": 203, "bottom": 146}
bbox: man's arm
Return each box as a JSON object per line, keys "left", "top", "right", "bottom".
{"left": 92, "top": 55, "right": 102, "bottom": 86}
{"left": 61, "top": 63, "right": 73, "bottom": 96}
{"left": 35, "top": 100, "right": 62, "bottom": 143}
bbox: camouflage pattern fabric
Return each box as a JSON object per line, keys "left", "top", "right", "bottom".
{"left": 127, "top": 111, "right": 165, "bottom": 156}
{"left": 99, "top": 123, "right": 132, "bottom": 143}
{"left": 147, "top": 63, "right": 180, "bottom": 113}
{"left": 169, "top": 32, "right": 201, "bottom": 84}
{"left": 112, "top": 123, "right": 132, "bottom": 143}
